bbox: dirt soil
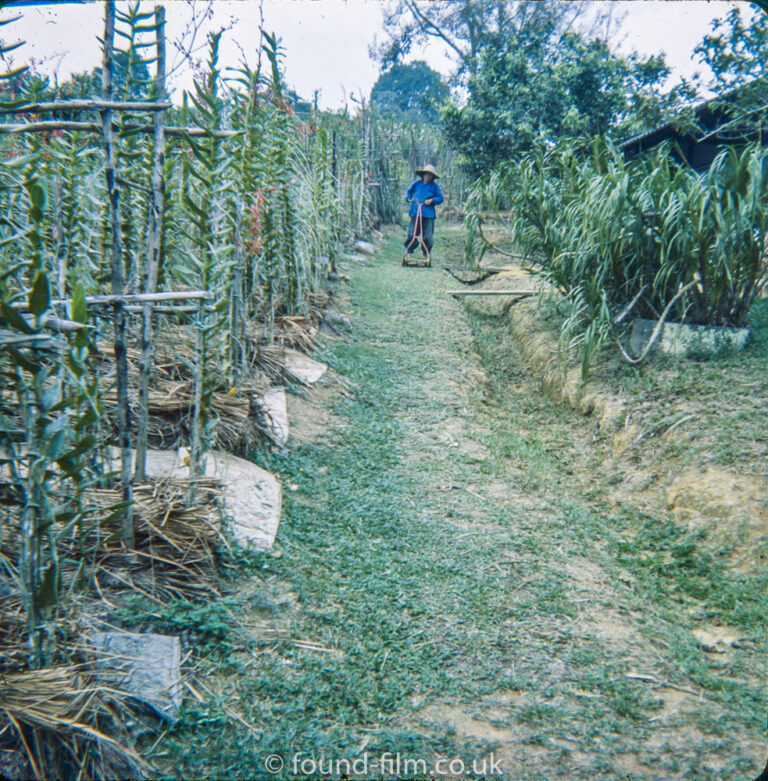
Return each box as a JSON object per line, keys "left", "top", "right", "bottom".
{"left": 460, "top": 223, "right": 768, "bottom": 575}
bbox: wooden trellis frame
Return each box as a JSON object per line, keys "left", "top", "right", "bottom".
{"left": 0, "top": 0, "right": 234, "bottom": 544}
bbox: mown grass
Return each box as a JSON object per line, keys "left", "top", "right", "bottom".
{"left": 464, "top": 279, "right": 767, "bottom": 774}
{"left": 148, "top": 227, "right": 766, "bottom": 780}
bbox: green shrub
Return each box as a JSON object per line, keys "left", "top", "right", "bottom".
{"left": 466, "top": 141, "right": 768, "bottom": 376}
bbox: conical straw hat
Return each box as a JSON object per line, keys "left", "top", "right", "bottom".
{"left": 414, "top": 163, "right": 440, "bottom": 179}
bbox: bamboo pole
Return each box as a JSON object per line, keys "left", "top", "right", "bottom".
{"left": 0, "top": 333, "right": 59, "bottom": 346}
{"left": 2, "top": 99, "right": 172, "bottom": 113}
{"left": 12, "top": 290, "right": 213, "bottom": 312}
{"left": 123, "top": 304, "right": 216, "bottom": 314}
{"left": 189, "top": 297, "right": 205, "bottom": 505}
{"left": 448, "top": 290, "right": 536, "bottom": 297}
{"left": 135, "top": 5, "right": 166, "bottom": 482}
{"left": 101, "top": 0, "right": 134, "bottom": 548}
{"left": 0, "top": 121, "right": 241, "bottom": 138}
{"left": 231, "top": 198, "right": 245, "bottom": 383}
{"left": 41, "top": 315, "right": 95, "bottom": 333}
{"left": 442, "top": 264, "right": 521, "bottom": 274}
{"left": 77, "top": 290, "right": 212, "bottom": 305}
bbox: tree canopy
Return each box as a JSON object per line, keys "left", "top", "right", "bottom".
{"left": 694, "top": 5, "right": 768, "bottom": 90}
{"left": 370, "top": 60, "right": 448, "bottom": 123}
{"left": 373, "top": 0, "right": 692, "bottom": 176}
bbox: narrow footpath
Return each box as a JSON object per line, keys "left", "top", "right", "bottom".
{"left": 174, "top": 226, "right": 765, "bottom": 781}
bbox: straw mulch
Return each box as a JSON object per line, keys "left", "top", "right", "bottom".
{"left": 88, "top": 477, "right": 225, "bottom": 604}
{"left": 275, "top": 315, "right": 317, "bottom": 352}
{"left": 101, "top": 382, "right": 262, "bottom": 454}
{"left": 0, "top": 666, "right": 151, "bottom": 780}
{"left": 0, "top": 475, "right": 225, "bottom": 778}
{"left": 0, "top": 575, "right": 27, "bottom": 674}
{"left": 97, "top": 309, "right": 326, "bottom": 454}
{"left": 96, "top": 328, "right": 269, "bottom": 453}
{"left": 0, "top": 476, "right": 224, "bottom": 672}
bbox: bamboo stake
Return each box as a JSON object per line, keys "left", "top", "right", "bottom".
{"left": 0, "top": 333, "right": 59, "bottom": 346}
{"left": 331, "top": 129, "right": 338, "bottom": 189}
{"left": 231, "top": 198, "right": 245, "bottom": 383}
{"left": 448, "top": 289, "right": 536, "bottom": 297}
{"left": 189, "top": 297, "right": 205, "bottom": 506}
{"left": 101, "top": 0, "right": 133, "bottom": 547}
{"left": 26, "top": 291, "right": 211, "bottom": 309}
{"left": 79, "top": 290, "right": 212, "bottom": 305}
{"left": 41, "top": 315, "right": 95, "bottom": 333}
{"left": 135, "top": 5, "right": 166, "bottom": 482}
{"left": 442, "top": 264, "right": 519, "bottom": 274}
{"left": 2, "top": 99, "right": 172, "bottom": 113}
{"left": 123, "top": 304, "right": 216, "bottom": 314}
{"left": 0, "top": 121, "right": 241, "bottom": 138}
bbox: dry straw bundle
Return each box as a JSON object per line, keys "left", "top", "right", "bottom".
{"left": 96, "top": 325, "right": 281, "bottom": 453}
{"left": 101, "top": 383, "right": 258, "bottom": 453}
{"left": 0, "top": 575, "right": 27, "bottom": 674}
{"left": 275, "top": 315, "right": 316, "bottom": 352}
{"left": 0, "top": 667, "right": 151, "bottom": 780}
{"left": 88, "top": 477, "right": 225, "bottom": 603}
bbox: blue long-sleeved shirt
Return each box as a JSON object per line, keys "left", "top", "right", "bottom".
{"left": 405, "top": 179, "right": 444, "bottom": 219}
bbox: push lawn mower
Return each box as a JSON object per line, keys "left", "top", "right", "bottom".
{"left": 402, "top": 201, "right": 431, "bottom": 267}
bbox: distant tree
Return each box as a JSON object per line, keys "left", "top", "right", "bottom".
{"left": 374, "top": 0, "right": 593, "bottom": 82}
{"left": 370, "top": 61, "right": 448, "bottom": 123}
{"left": 440, "top": 28, "right": 678, "bottom": 177}
{"left": 694, "top": 5, "right": 768, "bottom": 90}
{"left": 375, "top": 0, "right": 682, "bottom": 177}
{"left": 691, "top": 6, "right": 768, "bottom": 141}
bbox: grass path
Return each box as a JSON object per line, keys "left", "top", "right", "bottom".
{"left": 168, "top": 227, "right": 766, "bottom": 780}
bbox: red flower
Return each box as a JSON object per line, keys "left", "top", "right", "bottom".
{"left": 248, "top": 189, "right": 267, "bottom": 254}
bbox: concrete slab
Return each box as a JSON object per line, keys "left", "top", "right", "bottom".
{"left": 284, "top": 348, "right": 327, "bottom": 385}
{"left": 89, "top": 631, "right": 182, "bottom": 722}
{"left": 630, "top": 318, "right": 750, "bottom": 358}
{"left": 258, "top": 387, "right": 289, "bottom": 449}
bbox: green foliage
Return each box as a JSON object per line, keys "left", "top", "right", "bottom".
{"left": 375, "top": 1, "right": 694, "bottom": 177}
{"left": 370, "top": 61, "right": 448, "bottom": 124}
{"left": 695, "top": 6, "right": 768, "bottom": 90}
{"left": 0, "top": 0, "right": 399, "bottom": 674}
{"left": 0, "top": 148, "right": 108, "bottom": 667}
{"left": 442, "top": 30, "right": 686, "bottom": 178}
{"left": 119, "top": 596, "right": 236, "bottom": 654}
{"left": 467, "top": 141, "right": 768, "bottom": 376}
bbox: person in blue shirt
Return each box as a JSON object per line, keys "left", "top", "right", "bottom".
{"left": 404, "top": 164, "right": 444, "bottom": 261}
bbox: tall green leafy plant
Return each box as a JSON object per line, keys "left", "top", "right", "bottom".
{"left": 467, "top": 140, "right": 768, "bottom": 377}
{"left": 0, "top": 151, "right": 104, "bottom": 667}
{"left": 175, "top": 31, "right": 233, "bottom": 482}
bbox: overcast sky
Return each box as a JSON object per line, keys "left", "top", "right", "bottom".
{"left": 0, "top": 1, "right": 754, "bottom": 109}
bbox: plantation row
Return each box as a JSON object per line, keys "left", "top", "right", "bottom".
{"left": 0, "top": 3, "right": 425, "bottom": 773}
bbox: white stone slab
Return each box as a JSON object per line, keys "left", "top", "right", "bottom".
{"left": 284, "top": 347, "right": 327, "bottom": 385}
{"left": 354, "top": 240, "right": 375, "bottom": 255}
{"left": 630, "top": 318, "right": 750, "bottom": 358}
{"left": 199, "top": 451, "right": 282, "bottom": 551}
{"left": 88, "top": 632, "right": 182, "bottom": 722}
{"left": 258, "top": 386, "right": 290, "bottom": 449}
